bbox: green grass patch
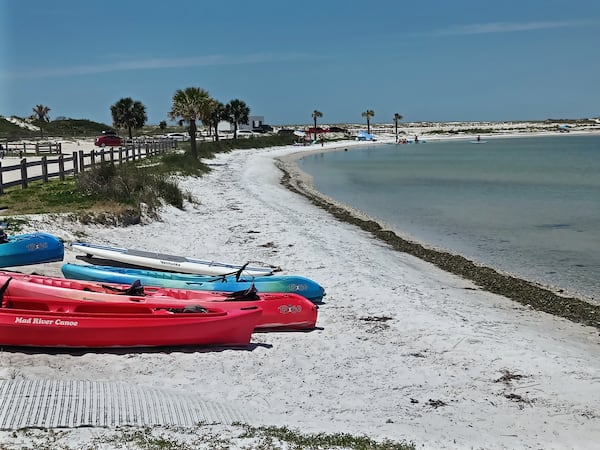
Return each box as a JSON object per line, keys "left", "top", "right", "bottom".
{"left": 0, "top": 151, "right": 206, "bottom": 223}
{"left": 239, "top": 424, "right": 415, "bottom": 449}
{"left": 0, "top": 180, "right": 96, "bottom": 214}
{"left": 0, "top": 135, "right": 295, "bottom": 225}
{"left": 198, "top": 134, "right": 297, "bottom": 153}
{"left": 9, "top": 423, "right": 416, "bottom": 449}
{"left": 151, "top": 151, "right": 211, "bottom": 176}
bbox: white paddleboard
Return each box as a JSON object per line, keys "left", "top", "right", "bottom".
{"left": 70, "top": 242, "right": 276, "bottom": 277}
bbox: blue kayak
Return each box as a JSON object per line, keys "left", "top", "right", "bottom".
{"left": 61, "top": 263, "right": 326, "bottom": 303}
{"left": 0, "top": 232, "right": 64, "bottom": 267}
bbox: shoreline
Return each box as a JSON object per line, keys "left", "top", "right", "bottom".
{"left": 276, "top": 136, "right": 600, "bottom": 329}
{"left": 2, "top": 133, "right": 600, "bottom": 448}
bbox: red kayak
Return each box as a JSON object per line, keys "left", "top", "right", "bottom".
{"left": 0, "top": 272, "right": 318, "bottom": 330}
{"left": 0, "top": 298, "right": 261, "bottom": 348}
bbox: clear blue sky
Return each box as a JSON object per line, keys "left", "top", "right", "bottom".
{"left": 1, "top": 0, "right": 599, "bottom": 126}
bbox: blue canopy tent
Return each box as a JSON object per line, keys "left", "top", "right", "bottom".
{"left": 356, "top": 130, "right": 376, "bottom": 141}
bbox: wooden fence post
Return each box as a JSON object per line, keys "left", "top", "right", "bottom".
{"left": 78, "top": 150, "right": 85, "bottom": 172}
{"left": 20, "top": 159, "right": 28, "bottom": 189}
{"left": 73, "top": 152, "right": 79, "bottom": 174}
{"left": 90, "top": 149, "right": 95, "bottom": 169}
{"left": 41, "top": 156, "right": 48, "bottom": 182}
{"left": 58, "top": 155, "right": 65, "bottom": 181}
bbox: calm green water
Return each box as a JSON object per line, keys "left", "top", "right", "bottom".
{"left": 299, "top": 135, "right": 600, "bottom": 301}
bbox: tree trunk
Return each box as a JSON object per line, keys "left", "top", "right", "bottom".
{"left": 189, "top": 120, "right": 198, "bottom": 159}
{"left": 314, "top": 118, "right": 317, "bottom": 141}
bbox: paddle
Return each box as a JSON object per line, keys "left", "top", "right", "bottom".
{"left": 234, "top": 262, "right": 250, "bottom": 282}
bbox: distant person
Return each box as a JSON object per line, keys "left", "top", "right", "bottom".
{"left": 414, "top": 135, "right": 419, "bottom": 143}
{"left": 477, "top": 135, "right": 481, "bottom": 142}
{"left": 0, "top": 228, "right": 8, "bottom": 244}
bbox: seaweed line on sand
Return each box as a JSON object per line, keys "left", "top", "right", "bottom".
{"left": 275, "top": 155, "right": 600, "bottom": 330}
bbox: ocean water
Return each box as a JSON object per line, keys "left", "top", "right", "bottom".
{"left": 299, "top": 134, "right": 600, "bottom": 301}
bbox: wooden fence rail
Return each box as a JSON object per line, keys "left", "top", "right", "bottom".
{"left": 0, "top": 140, "right": 174, "bottom": 195}
{"left": 0, "top": 141, "right": 62, "bottom": 156}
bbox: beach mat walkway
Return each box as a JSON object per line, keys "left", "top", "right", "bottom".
{"left": 0, "top": 380, "right": 249, "bottom": 429}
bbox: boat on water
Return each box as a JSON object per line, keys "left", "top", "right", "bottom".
{"left": 61, "top": 263, "right": 326, "bottom": 303}
{"left": 0, "top": 272, "right": 318, "bottom": 331}
{"left": 0, "top": 231, "right": 64, "bottom": 267}
{"left": 70, "top": 242, "right": 277, "bottom": 277}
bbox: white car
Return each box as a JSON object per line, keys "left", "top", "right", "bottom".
{"left": 235, "top": 130, "right": 257, "bottom": 138}
{"left": 165, "top": 132, "right": 190, "bottom": 141}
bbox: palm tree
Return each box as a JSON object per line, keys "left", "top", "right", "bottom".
{"left": 168, "top": 87, "right": 212, "bottom": 159}
{"left": 361, "top": 109, "right": 375, "bottom": 134}
{"left": 110, "top": 97, "right": 147, "bottom": 140}
{"left": 393, "top": 113, "right": 403, "bottom": 142}
{"left": 207, "top": 100, "right": 227, "bottom": 142}
{"left": 32, "top": 104, "right": 51, "bottom": 138}
{"left": 225, "top": 99, "right": 250, "bottom": 139}
{"left": 311, "top": 110, "right": 323, "bottom": 141}
{"left": 32, "top": 104, "right": 51, "bottom": 122}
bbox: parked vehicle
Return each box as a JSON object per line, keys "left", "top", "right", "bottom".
{"left": 277, "top": 129, "right": 295, "bottom": 136}
{"left": 236, "top": 130, "right": 257, "bottom": 138}
{"left": 306, "top": 127, "right": 327, "bottom": 134}
{"left": 252, "top": 124, "right": 273, "bottom": 133}
{"left": 328, "top": 126, "right": 347, "bottom": 133}
{"left": 94, "top": 134, "right": 122, "bottom": 147}
{"left": 165, "top": 133, "right": 190, "bottom": 141}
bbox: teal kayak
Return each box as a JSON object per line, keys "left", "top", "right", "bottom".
{"left": 61, "top": 263, "right": 326, "bottom": 303}
{"left": 0, "top": 232, "right": 64, "bottom": 267}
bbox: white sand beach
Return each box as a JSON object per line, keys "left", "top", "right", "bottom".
{"left": 0, "top": 136, "right": 599, "bottom": 449}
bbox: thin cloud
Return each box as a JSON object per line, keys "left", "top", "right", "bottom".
{"left": 427, "top": 19, "right": 597, "bottom": 37}
{"left": 1, "top": 52, "right": 308, "bottom": 79}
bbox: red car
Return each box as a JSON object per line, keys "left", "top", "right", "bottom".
{"left": 94, "top": 134, "right": 122, "bottom": 147}
{"left": 306, "top": 127, "right": 327, "bottom": 134}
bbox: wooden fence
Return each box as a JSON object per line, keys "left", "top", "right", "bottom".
{"left": 0, "top": 140, "right": 175, "bottom": 195}
{"left": 0, "top": 141, "right": 62, "bottom": 156}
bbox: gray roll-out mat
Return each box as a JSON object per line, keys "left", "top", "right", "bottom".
{"left": 0, "top": 380, "right": 250, "bottom": 429}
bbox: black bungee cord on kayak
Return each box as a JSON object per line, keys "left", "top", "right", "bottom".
{"left": 0, "top": 277, "right": 12, "bottom": 306}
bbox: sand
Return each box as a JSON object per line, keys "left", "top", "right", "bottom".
{"left": 0, "top": 134, "right": 598, "bottom": 449}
